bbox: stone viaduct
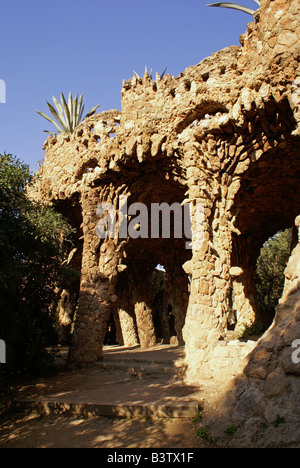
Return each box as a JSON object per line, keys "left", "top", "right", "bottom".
{"left": 30, "top": 0, "right": 300, "bottom": 446}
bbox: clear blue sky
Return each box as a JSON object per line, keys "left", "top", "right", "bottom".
{"left": 0, "top": 0, "right": 255, "bottom": 172}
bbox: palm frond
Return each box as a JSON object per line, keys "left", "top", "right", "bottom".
{"left": 207, "top": 1, "right": 259, "bottom": 16}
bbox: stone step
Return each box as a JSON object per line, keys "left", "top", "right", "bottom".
{"left": 5, "top": 345, "right": 199, "bottom": 421}
{"left": 7, "top": 399, "right": 199, "bottom": 419}
{"left": 99, "top": 344, "right": 185, "bottom": 377}
{"left": 98, "top": 361, "right": 181, "bottom": 377}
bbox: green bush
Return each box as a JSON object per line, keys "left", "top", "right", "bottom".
{"left": 0, "top": 153, "right": 74, "bottom": 381}
{"left": 256, "top": 229, "right": 293, "bottom": 325}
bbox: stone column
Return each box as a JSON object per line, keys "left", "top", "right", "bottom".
{"left": 134, "top": 299, "right": 157, "bottom": 348}
{"left": 116, "top": 304, "right": 139, "bottom": 347}
{"left": 183, "top": 181, "right": 232, "bottom": 382}
{"left": 124, "top": 261, "right": 158, "bottom": 349}
{"left": 230, "top": 266, "right": 259, "bottom": 334}
{"left": 57, "top": 288, "right": 78, "bottom": 344}
{"left": 157, "top": 294, "right": 171, "bottom": 344}
{"left": 68, "top": 186, "right": 122, "bottom": 365}
{"left": 165, "top": 274, "right": 189, "bottom": 346}
{"left": 112, "top": 309, "right": 123, "bottom": 345}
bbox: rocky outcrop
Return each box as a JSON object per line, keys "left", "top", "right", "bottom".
{"left": 205, "top": 214, "right": 300, "bottom": 447}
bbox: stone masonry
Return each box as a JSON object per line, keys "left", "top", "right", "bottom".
{"left": 30, "top": 0, "right": 300, "bottom": 446}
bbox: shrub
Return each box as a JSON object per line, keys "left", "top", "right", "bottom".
{"left": 0, "top": 153, "right": 74, "bottom": 382}
{"left": 256, "top": 229, "right": 293, "bottom": 325}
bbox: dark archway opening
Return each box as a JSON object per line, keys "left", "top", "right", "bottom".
{"left": 167, "top": 304, "right": 177, "bottom": 339}
{"left": 104, "top": 168, "right": 192, "bottom": 353}
{"left": 104, "top": 313, "right": 118, "bottom": 345}
{"left": 50, "top": 195, "right": 83, "bottom": 346}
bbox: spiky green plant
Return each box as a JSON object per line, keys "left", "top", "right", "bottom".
{"left": 207, "top": 0, "right": 260, "bottom": 16}
{"left": 36, "top": 92, "right": 100, "bottom": 134}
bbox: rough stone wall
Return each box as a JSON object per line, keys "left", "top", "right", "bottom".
{"left": 29, "top": 0, "right": 300, "bottom": 398}
{"left": 205, "top": 215, "right": 300, "bottom": 447}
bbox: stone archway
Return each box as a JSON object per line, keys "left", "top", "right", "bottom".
{"left": 230, "top": 141, "right": 300, "bottom": 335}
{"left": 182, "top": 91, "right": 300, "bottom": 384}
{"left": 107, "top": 170, "right": 192, "bottom": 352}
{"left": 63, "top": 156, "right": 193, "bottom": 364}
{"left": 28, "top": 0, "right": 300, "bottom": 399}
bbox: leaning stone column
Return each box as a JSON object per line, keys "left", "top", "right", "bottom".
{"left": 126, "top": 262, "right": 158, "bottom": 349}
{"left": 183, "top": 184, "right": 232, "bottom": 382}
{"left": 230, "top": 266, "right": 258, "bottom": 334}
{"left": 68, "top": 186, "right": 121, "bottom": 365}
{"left": 165, "top": 274, "right": 189, "bottom": 346}
{"left": 134, "top": 300, "right": 157, "bottom": 348}
{"left": 132, "top": 283, "right": 157, "bottom": 349}
{"left": 117, "top": 301, "right": 139, "bottom": 347}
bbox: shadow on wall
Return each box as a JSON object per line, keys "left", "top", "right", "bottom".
{"left": 203, "top": 274, "right": 300, "bottom": 447}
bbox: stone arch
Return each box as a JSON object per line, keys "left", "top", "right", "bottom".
{"left": 182, "top": 88, "right": 300, "bottom": 384}
{"left": 27, "top": 0, "right": 300, "bottom": 445}
{"left": 230, "top": 140, "right": 300, "bottom": 334}
{"left": 111, "top": 169, "right": 192, "bottom": 350}
{"left": 66, "top": 154, "right": 193, "bottom": 363}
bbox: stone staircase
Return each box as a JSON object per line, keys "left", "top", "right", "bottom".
{"left": 7, "top": 345, "right": 201, "bottom": 420}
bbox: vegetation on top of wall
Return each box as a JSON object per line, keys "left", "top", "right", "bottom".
{"left": 207, "top": 0, "right": 260, "bottom": 16}
{"left": 133, "top": 65, "right": 168, "bottom": 81}
{"left": 36, "top": 92, "right": 100, "bottom": 135}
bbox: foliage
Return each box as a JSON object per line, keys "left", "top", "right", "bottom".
{"left": 238, "top": 321, "right": 265, "bottom": 339}
{"left": 207, "top": 0, "right": 260, "bottom": 16}
{"left": 0, "top": 153, "right": 74, "bottom": 380}
{"left": 272, "top": 415, "right": 285, "bottom": 427}
{"left": 256, "top": 229, "right": 293, "bottom": 324}
{"left": 225, "top": 424, "right": 238, "bottom": 435}
{"left": 192, "top": 407, "right": 203, "bottom": 423}
{"left": 195, "top": 427, "right": 208, "bottom": 438}
{"left": 36, "top": 92, "right": 100, "bottom": 134}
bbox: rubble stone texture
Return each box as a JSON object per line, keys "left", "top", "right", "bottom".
{"left": 30, "top": 0, "right": 300, "bottom": 446}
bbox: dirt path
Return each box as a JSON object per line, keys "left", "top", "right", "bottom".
{"left": 0, "top": 345, "right": 216, "bottom": 449}
{"left": 0, "top": 413, "right": 213, "bottom": 449}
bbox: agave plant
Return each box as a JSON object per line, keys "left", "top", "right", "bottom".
{"left": 133, "top": 65, "right": 168, "bottom": 81}
{"left": 207, "top": 0, "right": 260, "bottom": 16}
{"left": 36, "top": 92, "right": 100, "bottom": 134}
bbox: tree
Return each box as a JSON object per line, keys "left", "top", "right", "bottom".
{"left": 256, "top": 228, "right": 293, "bottom": 325}
{"left": 0, "top": 153, "right": 74, "bottom": 379}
